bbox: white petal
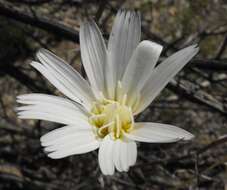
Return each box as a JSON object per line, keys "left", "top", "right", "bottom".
{"left": 119, "top": 140, "right": 128, "bottom": 171}
{"left": 137, "top": 45, "right": 199, "bottom": 114}
{"left": 125, "top": 122, "right": 194, "bottom": 143}
{"left": 31, "top": 62, "right": 78, "bottom": 101}
{"left": 112, "top": 139, "right": 137, "bottom": 173}
{"left": 17, "top": 93, "right": 88, "bottom": 125}
{"left": 34, "top": 49, "right": 95, "bottom": 109}
{"left": 18, "top": 111, "right": 88, "bottom": 127}
{"left": 40, "top": 125, "right": 92, "bottom": 146}
{"left": 98, "top": 135, "right": 115, "bottom": 175}
{"left": 17, "top": 93, "right": 81, "bottom": 109}
{"left": 127, "top": 141, "right": 137, "bottom": 166}
{"left": 107, "top": 10, "right": 141, "bottom": 99}
{"left": 80, "top": 20, "right": 107, "bottom": 98}
{"left": 122, "top": 40, "right": 162, "bottom": 108}
{"left": 112, "top": 139, "right": 123, "bottom": 172}
{"left": 44, "top": 127, "right": 99, "bottom": 159}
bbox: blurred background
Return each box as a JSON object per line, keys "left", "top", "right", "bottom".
{"left": 0, "top": 0, "right": 227, "bottom": 189}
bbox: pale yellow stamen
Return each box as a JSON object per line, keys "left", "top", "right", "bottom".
{"left": 89, "top": 113, "right": 106, "bottom": 120}
{"left": 128, "top": 107, "right": 134, "bottom": 132}
{"left": 115, "top": 114, "right": 120, "bottom": 138}
{"left": 98, "top": 121, "right": 114, "bottom": 137}
{"left": 89, "top": 97, "right": 134, "bottom": 140}
{"left": 121, "top": 94, "right": 127, "bottom": 105}
{"left": 116, "top": 81, "right": 124, "bottom": 102}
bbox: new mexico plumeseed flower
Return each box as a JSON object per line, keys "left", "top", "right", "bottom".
{"left": 16, "top": 10, "right": 199, "bottom": 175}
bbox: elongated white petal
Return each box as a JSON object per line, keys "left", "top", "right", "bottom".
{"left": 125, "top": 122, "right": 194, "bottom": 143}
{"left": 119, "top": 140, "right": 128, "bottom": 171}
{"left": 98, "top": 136, "right": 137, "bottom": 175}
{"left": 112, "top": 139, "right": 123, "bottom": 172}
{"left": 45, "top": 134, "right": 94, "bottom": 152}
{"left": 122, "top": 40, "right": 162, "bottom": 109}
{"left": 17, "top": 105, "right": 86, "bottom": 119}
{"left": 112, "top": 139, "right": 137, "bottom": 173}
{"left": 98, "top": 135, "right": 115, "bottom": 175}
{"left": 80, "top": 20, "right": 107, "bottom": 98}
{"left": 18, "top": 111, "right": 88, "bottom": 127}
{"left": 37, "top": 49, "right": 95, "bottom": 105}
{"left": 137, "top": 45, "right": 199, "bottom": 114}
{"left": 32, "top": 50, "right": 94, "bottom": 109}
{"left": 48, "top": 141, "right": 99, "bottom": 159}
{"left": 44, "top": 127, "right": 99, "bottom": 159}
{"left": 40, "top": 125, "right": 92, "bottom": 146}
{"left": 127, "top": 141, "right": 137, "bottom": 166}
{"left": 17, "top": 93, "right": 73, "bottom": 106}
{"left": 17, "top": 93, "right": 88, "bottom": 125}
{"left": 107, "top": 10, "right": 141, "bottom": 99}
{"left": 122, "top": 40, "right": 163, "bottom": 93}
{"left": 17, "top": 93, "right": 86, "bottom": 112}
{"left": 30, "top": 61, "right": 86, "bottom": 108}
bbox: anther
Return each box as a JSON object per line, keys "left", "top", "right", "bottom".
{"left": 98, "top": 121, "right": 114, "bottom": 136}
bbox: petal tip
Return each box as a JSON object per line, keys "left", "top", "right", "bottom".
{"left": 30, "top": 61, "right": 40, "bottom": 68}
{"left": 139, "top": 40, "right": 163, "bottom": 52}
{"left": 189, "top": 44, "right": 200, "bottom": 53}
{"left": 182, "top": 132, "right": 195, "bottom": 141}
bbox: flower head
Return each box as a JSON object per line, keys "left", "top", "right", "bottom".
{"left": 17, "top": 10, "right": 199, "bottom": 175}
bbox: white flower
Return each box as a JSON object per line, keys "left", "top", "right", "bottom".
{"left": 16, "top": 10, "right": 199, "bottom": 175}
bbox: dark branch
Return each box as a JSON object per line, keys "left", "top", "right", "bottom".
{"left": 0, "top": 64, "right": 51, "bottom": 93}
{"left": 192, "top": 59, "right": 227, "bottom": 71}
{"left": 169, "top": 80, "right": 227, "bottom": 117}
{"left": 0, "top": 4, "right": 79, "bottom": 42}
{"left": 6, "top": 0, "right": 53, "bottom": 5}
{"left": 215, "top": 35, "right": 227, "bottom": 59}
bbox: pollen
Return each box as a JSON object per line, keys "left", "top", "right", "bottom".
{"left": 89, "top": 97, "right": 134, "bottom": 140}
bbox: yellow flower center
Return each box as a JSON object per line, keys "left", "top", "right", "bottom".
{"left": 89, "top": 98, "right": 134, "bottom": 139}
